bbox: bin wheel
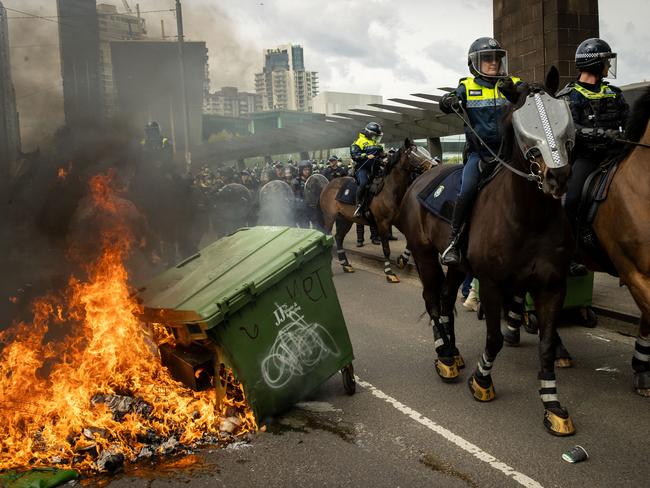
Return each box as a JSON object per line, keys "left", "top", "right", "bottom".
{"left": 476, "top": 302, "right": 485, "bottom": 320}
{"left": 523, "top": 312, "right": 538, "bottom": 335}
{"left": 578, "top": 307, "right": 598, "bottom": 328}
{"left": 341, "top": 364, "right": 356, "bottom": 395}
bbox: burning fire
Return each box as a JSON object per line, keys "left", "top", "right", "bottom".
{"left": 0, "top": 172, "right": 256, "bottom": 473}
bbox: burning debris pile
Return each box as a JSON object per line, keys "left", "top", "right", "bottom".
{"left": 0, "top": 173, "right": 256, "bottom": 474}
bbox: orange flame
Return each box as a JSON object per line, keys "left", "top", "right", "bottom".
{"left": 0, "top": 172, "right": 256, "bottom": 473}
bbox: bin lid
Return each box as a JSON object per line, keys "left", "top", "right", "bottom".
{"left": 137, "top": 227, "right": 332, "bottom": 326}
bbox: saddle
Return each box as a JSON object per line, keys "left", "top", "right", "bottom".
{"left": 416, "top": 165, "right": 463, "bottom": 223}
{"left": 576, "top": 156, "right": 623, "bottom": 276}
{"left": 335, "top": 168, "right": 385, "bottom": 210}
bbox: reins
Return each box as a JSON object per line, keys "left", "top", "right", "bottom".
{"left": 450, "top": 104, "right": 544, "bottom": 188}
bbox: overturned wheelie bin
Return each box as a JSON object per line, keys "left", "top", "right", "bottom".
{"left": 138, "top": 227, "right": 355, "bottom": 424}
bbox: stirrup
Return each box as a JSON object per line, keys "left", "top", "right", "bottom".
{"left": 353, "top": 205, "right": 363, "bottom": 217}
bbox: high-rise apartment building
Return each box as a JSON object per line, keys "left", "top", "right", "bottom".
{"left": 204, "top": 87, "right": 262, "bottom": 117}
{"left": 97, "top": 3, "right": 146, "bottom": 117}
{"left": 254, "top": 44, "right": 319, "bottom": 112}
{"left": 0, "top": 1, "right": 21, "bottom": 175}
{"left": 56, "top": 0, "right": 103, "bottom": 126}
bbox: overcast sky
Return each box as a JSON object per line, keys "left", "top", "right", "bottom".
{"left": 4, "top": 0, "right": 649, "bottom": 144}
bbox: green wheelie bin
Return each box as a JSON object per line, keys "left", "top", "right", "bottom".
{"left": 474, "top": 272, "right": 598, "bottom": 330}
{"left": 137, "top": 226, "right": 356, "bottom": 424}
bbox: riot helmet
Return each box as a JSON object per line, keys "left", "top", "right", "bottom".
{"left": 328, "top": 155, "right": 339, "bottom": 166}
{"left": 468, "top": 37, "right": 508, "bottom": 79}
{"left": 575, "top": 38, "right": 617, "bottom": 79}
{"left": 299, "top": 161, "right": 313, "bottom": 178}
{"left": 283, "top": 165, "right": 295, "bottom": 180}
{"left": 362, "top": 122, "right": 383, "bottom": 143}
{"left": 144, "top": 121, "right": 161, "bottom": 141}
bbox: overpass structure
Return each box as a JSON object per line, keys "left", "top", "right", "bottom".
{"left": 193, "top": 89, "right": 464, "bottom": 164}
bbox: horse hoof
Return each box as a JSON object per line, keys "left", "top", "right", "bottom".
{"left": 468, "top": 375, "right": 495, "bottom": 402}
{"left": 386, "top": 274, "right": 400, "bottom": 283}
{"left": 396, "top": 257, "right": 407, "bottom": 269}
{"left": 454, "top": 354, "right": 465, "bottom": 370}
{"left": 635, "top": 388, "right": 650, "bottom": 397}
{"left": 434, "top": 358, "right": 459, "bottom": 383}
{"left": 543, "top": 409, "right": 576, "bottom": 436}
{"left": 342, "top": 265, "right": 355, "bottom": 273}
{"left": 555, "top": 357, "right": 573, "bottom": 368}
{"left": 502, "top": 324, "right": 520, "bottom": 347}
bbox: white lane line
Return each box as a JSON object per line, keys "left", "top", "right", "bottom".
{"left": 355, "top": 376, "right": 544, "bottom": 488}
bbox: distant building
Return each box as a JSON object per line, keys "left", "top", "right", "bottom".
{"left": 56, "top": 0, "right": 103, "bottom": 126}
{"left": 110, "top": 40, "right": 208, "bottom": 155}
{"left": 312, "top": 91, "right": 383, "bottom": 116}
{"left": 254, "top": 44, "right": 319, "bottom": 112}
{"left": 0, "top": 1, "right": 21, "bottom": 176}
{"left": 204, "top": 87, "right": 262, "bottom": 117}
{"left": 97, "top": 3, "right": 146, "bottom": 117}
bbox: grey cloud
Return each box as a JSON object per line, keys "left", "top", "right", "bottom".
{"left": 423, "top": 39, "right": 466, "bottom": 70}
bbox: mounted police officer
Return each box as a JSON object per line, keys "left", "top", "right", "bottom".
{"left": 322, "top": 155, "right": 348, "bottom": 181}
{"left": 438, "top": 37, "right": 523, "bottom": 266}
{"left": 350, "top": 122, "right": 385, "bottom": 217}
{"left": 557, "top": 38, "right": 629, "bottom": 275}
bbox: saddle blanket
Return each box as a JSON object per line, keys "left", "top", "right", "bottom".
{"left": 417, "top": 164, "right": 463, "bottom": 224}
{"left": 335, "top": 178, "right": 357, "bottom": 205}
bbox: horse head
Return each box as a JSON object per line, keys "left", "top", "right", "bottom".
{"left": 390, "top": 138, "right": 437, "bottom": 176}
{"left": 502, "top": 67, "right": 575, "bottom": 199}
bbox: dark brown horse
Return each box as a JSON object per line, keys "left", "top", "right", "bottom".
{"left": 586, "top": 86, "right": 650, "bottom": 397}
{"left": 319, "top": 138, "right": 434, "bottom": 282}
{"left": 397, "top": 71, "right": 579, "bottom": 436}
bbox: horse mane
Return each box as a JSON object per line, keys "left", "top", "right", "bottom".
{"left": 384, "top": 146, "right": 402, "bottom": 176}
{"left": 625, "top": 85, "right": 650, "bottom": 143}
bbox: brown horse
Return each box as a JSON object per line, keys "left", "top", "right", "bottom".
{"left": 586, "top": 86, "right": 650, "bottom": 397}
{"left": 319, "top": 138, "right": 434, "bottom": 282}
{"left": 397, "top": 71, "right": 580, "bottom": 436}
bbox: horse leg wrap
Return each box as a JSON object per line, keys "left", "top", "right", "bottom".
{"left": 476, "top": 352, "right": 494, "bottom": 378}
{"left": 502, "top": 319, "right": 521, "bottom": 346}
{"left": 432, "top": 316, "right": 455, "bottom": 353}
{"left": 539, "top": 372, "right": 575, "bottom": 435}
{"left": 632, "top": 336, "right": 650, "bottom": 371}
{"left": 384, "top": 260, "right": 392, "bottom": 274}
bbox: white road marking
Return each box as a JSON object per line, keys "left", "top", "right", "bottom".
{"left": 586, "top": 333, "right": 611, "bottom": 343}
{"left": 355, "top": 376, "right": 544, "bottom": 488}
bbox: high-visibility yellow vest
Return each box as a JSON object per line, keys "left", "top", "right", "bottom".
{"left": 572, "top": 83, "right": 617, "bottom": 100}
{"left": 460, "top": 76, "right": 521, "bottom": 108}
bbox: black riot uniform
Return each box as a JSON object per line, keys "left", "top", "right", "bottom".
{"left": 558, "top": 38, "right": 629, "bottom": 235}
{"left": 322, "top": 156, "right": 349, "bottom": 181}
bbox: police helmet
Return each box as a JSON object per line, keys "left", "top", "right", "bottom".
{"left": 468, "top": 37, "right": 508, "bottom": 78}
{"left": 328, "top": 155, "right": 339, "bottom": 163}
{"left": 363, "top": 122, "right": 383, "bottom": 142}
{"left": 575, "top": 38, "right": 617, "bottom": 79}
{"left": 283, "top": 165, "right": 295, "bottom": 178}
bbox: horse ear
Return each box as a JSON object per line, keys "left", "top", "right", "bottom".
{"left": 545, "top": 66, "right": 560, "bottom": 95}
{"left": 404, "top": 138, "right": 412, "bottom": 148}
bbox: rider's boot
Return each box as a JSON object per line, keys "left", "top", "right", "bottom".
{"left": 354, "top": 185, "right": 367, "bottom": 217}
{"left": 441, "top": 196, "right": 470, "bottom": 266}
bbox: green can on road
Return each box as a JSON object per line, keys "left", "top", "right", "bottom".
{"left": 138, "top": 227, "right": 355, "bottom": 423}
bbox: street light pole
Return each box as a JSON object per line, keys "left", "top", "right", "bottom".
{"left": 175, "top": 0, "right": 192, "bottom": 173}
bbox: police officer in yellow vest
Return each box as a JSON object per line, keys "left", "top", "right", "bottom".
{"left": 439, "top": 37, "right": 522, "bottom": 265}
{"left": 557, "top": 38, "right": 628, "bottom": 275}
{"left": 350, "top": 122, "right": 384, "bottom": 217}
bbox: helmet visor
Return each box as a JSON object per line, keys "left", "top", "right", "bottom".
{"left": 605, "top": 54, "right": 617, "bottom": 79}
{"left": 469, "top": 49, "right": 508, "bottom": 78}
{"left": 373, "top": 135, "right": 383, "bottom": 144}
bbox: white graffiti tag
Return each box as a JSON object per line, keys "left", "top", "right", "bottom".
{"left": 261, "top": 303, "right": 340, "bottom": 389}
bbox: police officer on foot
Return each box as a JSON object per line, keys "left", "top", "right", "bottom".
{"left": 322, "top": 155, "right": 348, "bottom": 181}
{"left": 438, "top": 37, "right": 523, "bottom": 266}
{"left": 557, "top": 38, "right": 628, "bottom": 276}
{"left": 350, "top": 122, "right": 385, "bottom": 217}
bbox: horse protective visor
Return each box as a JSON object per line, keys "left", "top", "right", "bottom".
{"left": 512, "top": 92, "right": 575, "bottom": 169}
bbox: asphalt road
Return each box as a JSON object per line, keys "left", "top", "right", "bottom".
{"left": 105, "top": 262, "right": 649, "bottom": 488}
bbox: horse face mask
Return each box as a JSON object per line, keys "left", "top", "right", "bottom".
{"left": 512, "top": 91, "right": 575, "bottom": 169}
